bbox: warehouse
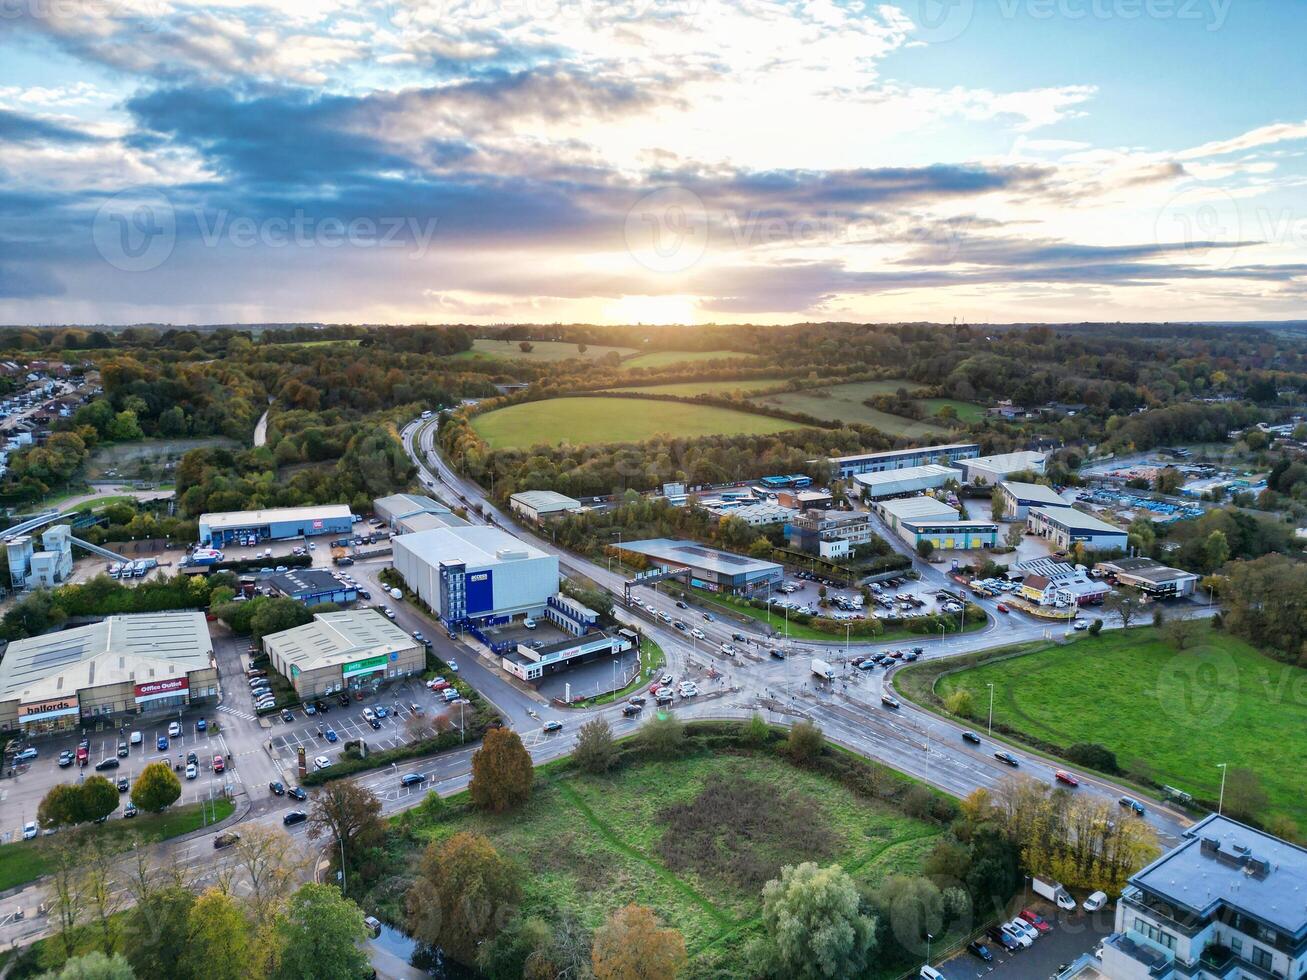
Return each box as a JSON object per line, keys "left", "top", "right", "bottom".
{"left": 776, "top": 489, "right": 833, "bottom": 510}
{"left": 826, "top": 443, "right": 979, "bottom": 480}
{"left": 262, "top": 609, "right": 423, "bottom": 698}
{"left": 0, "top": 612, "right": 218, "bottom": 733}
{"left": 395, "top": 509, "right": 467, "bottom": 535}
{"left": 1027, "top": 506, "right": 1127, "bottom": 551}
{"left": 874, "top": 495, "right": 960, "bottom": 530}
{"left": 374, "top": 493, "right": 451, "bottom": 528}
{"left": 954, "top": 450, "right": 1047, "bottom": 486}
{"left": 268, "top": 568, "right": 359, "bottom": 607}
{"left": 854, "top": 463, "right": 958, "bottom": 500}
{"left": 509, "top": 489, "right": 583, "bottom": 522}
{"left": 873, "top": 496, "right": 998, "bottom": 550}
{"left": 392, "top": 525, "right": 559, "bottom": 628}
{"left": 616, "top": 538, "right": 782, "bottom": 595}
{"left": 1095, "top": 557, "right": 1199, "bottom": 598}
{"left": 198, "top": 505, "right": 354, "bottom": 547}
{"left": 502, "top": 629, "right": 636, "bottom": 683}
{"left": 997, "top": 481, "right": 1070, "bottom": 520}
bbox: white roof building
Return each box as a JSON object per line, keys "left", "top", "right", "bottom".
{"left": 854, "top": 463, "right": 958, "bottom": 499}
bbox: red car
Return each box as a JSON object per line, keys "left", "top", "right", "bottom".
{"left": 76, "top": 746, "right": 89, "bottom": 767}
{"left": 1020, "top": 909, "right": 1053, "bottom": 933}
{"left": 996, "top": 603, "right": 1010, "bottom": 613}
{"left": 1054, "top": 770, "right": 1079, "bottom": 787}
{"left": 213, "top": 754, "right": 225, "bottom": 774}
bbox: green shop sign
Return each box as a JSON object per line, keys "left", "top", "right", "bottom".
{"left": 342, "top": 654, "right": 388, "bottom": 678}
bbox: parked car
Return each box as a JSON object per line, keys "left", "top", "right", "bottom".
{"left": 313, "top": 756, "right": 331, "bottom": 770}
{"left": 1019, "top": 909, "right": 1053, "bottom": 933}
{"left": 22, "top": 822, "right": 37, "bottom": 840}
{"left": 130, "top": 731, "right": 142, "bottom": 745}
{"left": 116, "top": 777, "right": 129, "bottom": 793}
{"left": 95, "top": 758, "right": 120, "bottom": 771}
{"left": 1008, "top": 918, "right": 1040, "bottom": 943}
{"left": 282, "top": 810, "right": 308, "bottom": 826}
{"left": 213, "top": 754, "right": 225, "bottom": 773}
{"left": 58, "top": 750, "right": 74, "bottom": 768}
{"left": 1002, "top": 922, "right": 1033, "bottom": 948}
{"left": 281, "top": 710, "right": 295, "bottom": 723}
{"left": 156, "top": 735, "right": 169, "bottom": 751}
{"left": 168, "top": 721, "right": 181, "bottom": 738}
{"left": 185, "top": 763, "right": 198, "bottom": 780}
{"left": 287, "top": 786, "right": 307, "bottom": 801}
{"left": 15, "top": 747, "right": 37, "bottom": 762}
{"left": 269, "top": 781, "right": 285, "bottom": 796}
{"left": 324, "top": 728, "right": 339, "bottom": 743}
{"left": 966, "top": 940, "right": 994, "bottom": 962}
{"left": 117, "top": 740, "right": 129, "bottom": 758}
{"left": 123, "top": 803, "right": 137, "bottom": 818}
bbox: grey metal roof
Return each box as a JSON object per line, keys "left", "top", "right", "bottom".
{"left": 1000, "top": 481, "right": 1068, "bottom": 505}
{"left": 618, "top": 538, "right": 781, "bottom": 577}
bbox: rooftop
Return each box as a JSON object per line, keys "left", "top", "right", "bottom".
{"left": 965, "top": 450, "right": 1047, "bottom": 473}
{"left": 829, "top": 443, "right": 978, "bottom": 464}
{"left": 269, "top": 567, "right": 354, "bottom": 596}
{"left": 509, "top": 489, "right": 582, "bottom": 511}
{"left": 1030, "top": 505, "right": 1125, "bottom": 535}
{"left": 392, "top": 524, "right": 552, "bottom": 567}
{"left": 199, "top": 504, "right": 352, "bottom": 530}
{"left": 374, "top": 493, "right": 448, "bottom": 520}
{"left": 618, "top": 538, "right": 781, "bottom": 576}
{"left": 396, "top": 511, "right": 468, "bottom": 533}
{"left": 877, "top": 495, "right": 960, "bottom": 521}
{"left": 262, "top": 609, "right": 418, "bottom": 674}
{"left": 853, "top": 463, "right": 958, "bottom": 487}
{"left": 1000, "top": 481, "right": 1068, "bottom": 505}
{"left": 1100, "top": 556, "right": 1198, "bottom": 583}
{"left": 0, "top": 612, "right": 213, "bottom": 705}
{"left": 1131, "top": 814, "right": 1307, "bottom": 937}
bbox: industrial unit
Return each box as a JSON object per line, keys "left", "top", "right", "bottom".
{"left": 617, "top": 538, "right": 782, "bottom": 595}
{"left": 854, "top": 463, "right": 959, "bottom": 500}
{"left": 787, "top": 510, "right": 875, "bottom": 559}
{"left": 6, "top": 523, "right": 74, "bottom": 590}
{"left": 267, "top": 568, "right": 359, "bottom": 607}
{"left": 875, "top": 496, "right": 998, "bottom": 550}
{"left": 509, "top": 490, "right": 584, "bottom": 521}
{"left": 776, "top": 489, "right": 833, "bottom": 510}
{"left": 826, "top": 443, "right": 979, "bottom": 480}
{"left": 198, "top": 505, "right": 354, "bottom": 547}
{"left": 262, "top": 609, "right": 423, "bottom": 698}
{"left": 1094, "top": 557, "right": 1199, "bottom": 598}
{"left": 0, "top": 612, "right": 217, "bottom": 733}
{"left": 997, "top": 480, "right": 1069, "bottom": 520}
{"left": 391, "top": 525, "right": 559, "bottom": 628}
{"left": 1027, "top": 506, "right": 1127, "bottom": 551}
{"left": 374, "top": 493, "right": 452, "bottom": 528}
{"left": 953, "top": 450, "right": 1047, "bottom": 486}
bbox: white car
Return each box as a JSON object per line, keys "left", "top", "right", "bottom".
{"left": 1008, "top": 918, "right": 1039, "bottom": 943}
{"left": 1001, "top": 923, "right": 1033, "bottom": 949}
{"left": 313, "top": 756, "right": 332, "bottom": 770}
{"left": 1083, "top": 890, "right": 1109, "bottom": 913}
{"left": 185, "top": 763, "right": 198, "bottom": 780}
{"left": 22, "top": 822, "right": 37, "bottom": 840}
{"left": 363, "top": 708, "right": 376, "bottom": 722}
{"left": 384, "top": 608, "right": 396, "bottom": 619}
{"left": 690, "top": 628, "right": 706, "bottom": 640}
{"left": 167, "top": 721, "right": 181, "bottom": 738}
{"left": 130, "top": 731, "right": 143, "bottom": 745}
{"left": 523, "top": 618, "right": 537, "bottom": 630}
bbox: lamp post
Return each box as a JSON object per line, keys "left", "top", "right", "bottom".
{"left": 987, "top": 682, "right": 995, "bottom": 734}
{"left": 844, "top": 623, "right": 851, "bottom": 662}
{"left": 339, "top": 834, "right": 347, "bottom": 896}
{"left": 1217, "top": 762, "right": 1228, "bottom": 815}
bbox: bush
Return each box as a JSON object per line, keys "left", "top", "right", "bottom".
{"left": 785, "top": 720, "right": 824, "bottom": 762}
{"left": 1065, "top": 742, "right": 1121, "bottom": 774}
{"left": 1088, "top": 618, "right": 1103, "bottom": 635}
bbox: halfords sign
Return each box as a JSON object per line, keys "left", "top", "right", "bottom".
{"left": 20, "top": 696, "right": 79, "bottom": 720}
{"left": 134, "top": 677, "right": 189, "bottom": 703}
{"left": 342, "top": 654, "right": 388, "bottom": 678}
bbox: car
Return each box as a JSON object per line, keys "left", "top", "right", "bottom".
{"left": 856, "top": 660, "right": 877, "bottom": 671}
{"left": 303, "top": 702, "right": 317, "bottom": 716}
{"left": 338, "top": 693, "right": 351, "bottom": 707}
{"left": 919, "top": 968, "right": 944, "bottom": 980}
{"left": 287, "top": 786, "right": 307, "bottom": 801}
{"left": 95, "top": 757, "right": 120, "bottom": 771}
{"left": 448, "top": 660, "right": 458, "bottom": 672}
{"left": 628, "top": 695, "right": 646, "bottom": 706}
{"left": 157, "top": 735, "right": 169, "bottom": 750}
{"left": 523, "top": 617, "right": 537, "bottom": 629}
{"left": 57, "top": 749, "right": 74, "bottom": 766}
{"left": 1083, "top": 891, "right": 1109, "bottom": 913}
{"left": 117, "top": 740, "right": 129, "bottom": 758}
{"left": 384, "top": 608, "right": 396, "bottom": 619}
{"left": 881, "top": 694, "right": 900, "bottom": 709}
{"left": 167, "top": 721, "right": 181, "bottom": 738}
{"left": 213, "top": 754, "right": 225, "bottom": 773}
{"left": 269, "top": 781, "right": 285, "bottom": 796}
{"left": 622, "top": 703, "right": 642, "bottom": 716}
{"left": 76, "top": 746, "right": 89, "bottom": 766}
{"left": 961, "top": 731, "right": 982, "bottom": 745}
{"left": 14, "top": 747, "right": 37, "bottom": 762}
{"left": 994, "top": 751, "right": 1019, "bottom": 767}
{"left": 282, "top": 810, "right": 308, "bottom": 826}
{"left": 675, "top": 600, "right": 688, "bottom": 609}
{"left": 543, "top": 721, "right": 563, "bottom": 733}
{"left": 22, "top": 822, "right": 36, "bottom": 840}
{"left": 673, "top": 621, "right": 688, "bottom": 632}
{"left": 400, "top": 773, "right": 426, "bottom": 787}
{"left": 1073, "top": 619, "right": 1089, "bottom": 631}
{"left": 368, "top": 718, "right": 382, "bottom": 730}
{"left": 363, "top": 708, "right": 376, "bottom": 722}
{"left": 130, "top": 731, "right": 142, "bottom": 745}
{"left": 123, "top": 802, "right": 137, "bottom": 818}
{"left": 731, "top": 632, "right": 746, "bottom": 642}
{"left": 1119, "top": 796, "right": 1146, "bottom": 816}
{"left": 313, "top": 756, "right": 331, "bottom": 770}
{"left": 1008, "top": 918, "right": 1040, "bottom": 943}
{"left": 1002, "top": 922, "right": 1033, "bottom": 948}
{"left": 196, "top": 719, "right": 207, "bottom": 732}
{"left": 315, "top": 699, "right": 330, "bottom": 713}
{"left": 770, "top": 648, "right": 786, "bottom": 659}
{"left": 690, "top": 628, "right": 706, "bottom": 640}
{"left": 966, "top": 940, "right": 994, "bottom": 962}
{"left": 660, "top": 674, "right": 674, "bottom": 686}
{"left": 281, "top": 709, "right": 295, "bottom": 723}
{"left": 374, "top": 706, "right": 388, "bottom": 718}
{"left": 1054, "top": 770, "right": 1080, "bottom": 787}
{"left": 213, "top": 832, "right": 242, "bottom": 849}
{"left": 117, "top": 776, "right": 129, "bottom": 792}
{"left": 185, "top": 763, "right": 198, "bottom": 780}
{"left": 321, "top": 727, "right": 339, "bottom": 743}
{"left": 1019, "top": 909, "right": 1053, "bottom": 933}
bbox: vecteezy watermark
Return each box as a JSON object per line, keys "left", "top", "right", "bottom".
{"left": 93, "top": 189, "right": 177, "bottom": 273}
{"left": 1155, "top": 642, "right": 1239, "bottom": 730}
{"left": 624, "top": 187, "right": 710, "bottom": 275}
{"left": 1154, "top": 185, "right": 1243, "bottom": 269}
{"left": 1, "top": 0, "right": 167, "bottom": 28}
{"left": 900, "top": 0, "right": 1232, "bottom": 43}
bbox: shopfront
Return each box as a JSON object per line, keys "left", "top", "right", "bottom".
{"left": 19, "top": 695, "right": 80, "bottom": 734}
{"left": 134, "top": 677, "right": 189, "bottom": 716}
{"left": 342, "top": 654, "right": 390, "bottom": 690}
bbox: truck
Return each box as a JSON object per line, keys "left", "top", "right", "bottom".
{"left": 811, "top": 658, "right": 835, "bottom": 681}
{"left": 1031, "top": 876, "right": 1076, "bottom": 911}
{"left": 189, "top": 549, "right": 223, "bottom": 567}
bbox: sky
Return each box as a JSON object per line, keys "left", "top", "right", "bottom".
{"left": 1, "top": 0, "right": 1306, "bottom": 325}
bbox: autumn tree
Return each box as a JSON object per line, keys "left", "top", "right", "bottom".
{"left": 308, "top": 781, "right": 383, "bottom": 890}
{"left": 785, "top": 720, "right": 824, "bottom": 762}
{"left": 131, "top": 761, "right": 181, "bottom": 813}
{"left": 231, "top": 825, "right": 305, "bottom": 920}
{"left": 34, "top": 951, "right": 135, "bottom": 979}
{"left": 753, "top": 862, "right": 877, "bottom": 980}
{"left": 180, "top": 888, "right": 249, "bottom": 980}
{"left": 574, "top": 717, "right": 618, "bottom": 774}
{"left": 406, "top": 831, "right": 521, "bottom": 966}
{"left": 1102, "top": 591, "right": 1143, "bottom": 630}
{"left": 80, "top": 776, "right": 119, "bottom": 824}
{"left": 592, "top": 904, "right": 687, "bottom": 980}
{"left": 123, "top": 886, "right": 195, "bottom": 980}
{"left": 1163, "top": 617, "right": 1203, "bottom": 650}
{"left": 38, "top": 783, "right": 86, "bottom": 828}
{"left": 469, "top": 728, "right": 534, "bottom": 813}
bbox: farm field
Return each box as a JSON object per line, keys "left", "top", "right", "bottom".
{"left": 752, "top": 382, "right": 952, "bottom": 436}
{"left": 454, "top": 338, "right": 638, "bottom": 362}
{"left": 389, "top": 751, "right": 940, "bottom": 978}
{"left": 603, "top": 377, "right": 789, "bottom": 397}
{"left": 622, "top": 350, "right": 758, "bottom": 369}
{"left": 933, "top": 626, "right": 1307, "bottom": 827}
{"left": 470, "top": 396, "right": 801, "bottom": 449}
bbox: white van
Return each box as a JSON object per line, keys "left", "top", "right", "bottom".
{"left": 523, "top": 618, "right": 537, "bottom": 630}
{"left": 920, "top": 967, "right": 943, "bottom": 980}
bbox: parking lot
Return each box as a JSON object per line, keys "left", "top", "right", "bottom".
{"left": 933, "top": 904, "right": 1115, "bottom": 980}
{"left": 767, "top": 572, "right": 967, "bottom": 623}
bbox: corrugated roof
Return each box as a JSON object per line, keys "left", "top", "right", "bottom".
{"left": 262, "top": 609, "right": 418, "bottom": 673}
{"left": 200, "top": 504, "right": 353, "bottom": 530}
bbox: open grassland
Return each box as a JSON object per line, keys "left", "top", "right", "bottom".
{"left": 751, "top": 381, "right": 959, "bottom": 436}
{"left": 454, "top": 338, "right": 638, "bottom": 362}
{"left": 933, "top": 626, "right": 1307, "bottom": 826}
{"left": 262, "top": 338, "right": 361, "bottom": 348}
{"left": 402, "top": 752, "right": 938, "bottom": 977}
{"left": 470, "top": 396, "right": 801, "bottom": 449}
{"left": 621, "top": 350, "right": 758, "bottom": 369}
{"left": 918, "top": 397, "right": 985, "bottom": 423}
{"left": 603, "top": 377, "right": 790, "bottom": 397}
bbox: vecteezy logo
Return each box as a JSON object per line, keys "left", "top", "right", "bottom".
{"left": 624, "top": 186, "right": 709, "bottom": 275}
{"left": 902, "top": 0, "right": 974, "bottom": 43}
{"left": 92, "top": 189, "right": 176, "bottom": 272}
{"left": 1153, "top": 185, "right": 1243, "bottom": 270}
{"left": 1155, "top": 643, "right": 1239, "bottom": 730}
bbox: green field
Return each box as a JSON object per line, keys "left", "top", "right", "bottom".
{"left": 604, "top": 377, "right": 789, "bottom": 397}
{"left": 751, "top": 382, "right": 957, "bottom": 436}
{"left": 453, "top": 339, "right": 638, "bottom": 363}
{"left": 392, "top": 751, "right": 939, "bottom": 976}
{"left": 933, "top": 626, "right": 1307, "bottom": 826}
{"left": 918, "top": 398, "right": 985, "bottom": 423}
{"left": 470, "top": 396, "right": 801, "bottom": 449}
{"left": 622, "top": 350, "right": 758, "bottom": 369}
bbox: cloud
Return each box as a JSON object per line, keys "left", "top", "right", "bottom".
{"left": 0, "top": 108, "right": 98, "bottom": 145}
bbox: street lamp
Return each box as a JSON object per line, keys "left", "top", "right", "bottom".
{"left": 1217, "top": 762, "right": 1228, "bottom": 815}
{"left": 987, "top": 682, "right": 995, "bottom": 735}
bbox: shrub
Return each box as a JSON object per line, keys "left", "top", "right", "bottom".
{"left": 1065, "top": 742, "right": 1121, "bottom": 774}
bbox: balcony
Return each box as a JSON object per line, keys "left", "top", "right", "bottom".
{"left": 1198, "top": 944, "right": 1283, "bottom": 980}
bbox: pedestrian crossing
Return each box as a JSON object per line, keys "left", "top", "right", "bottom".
{"left": 217, "top": 704, "right": 257, "bottom": 722}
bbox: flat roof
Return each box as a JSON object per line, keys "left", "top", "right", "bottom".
{"left": 0, "top": 612, "right": 213, "bottom": 706}
{"left": 878, "top": 495, "right": 960, "bottom": 521}
{"left": 829, "top": 443, "right": 978, "bottom": 464}
{"left": 510, "top": 490, "right": 582, "bottom": 511}
{"left": 853, "top": 463, "right": 957, "bottom": 487}
{"left": 263, "top": 609, "right": 418, "bottom": 675}
{"left": 1131, "top": 814, "right": 1307, "bottom": 936}
{"left": 1000, "top": 481, "right": 1067, "bottom": 505}
{"left": 1029, "top": 506, "right": 1125, "bottom": 536}
{"left": 269, "top": 568, "right": 354, "bottom": 596}
{"left": 392, "top": 525, "right": 552, "bottom": 567}
{"left": 397, "top": 511, "right": 468, "bottom": 533}
{"left": 900, "top": 518, "right": 998, "bottom": 530}
{"left": 374, "top": 494, "right": 447, "bottom": 519}
{"left": 965, "top": 450, "right": 1046, "bottom": 472}
{"left": 619, "top": 538, "right": 781, "bottom": 577}
{"left": 199, "top": 504, "right": 352, "bottom": 530}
